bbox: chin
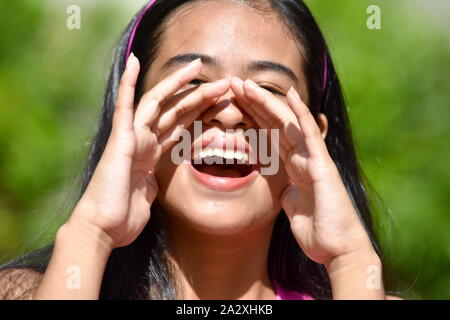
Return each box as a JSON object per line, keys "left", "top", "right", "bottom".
{"left": 154, "top": 134, "right": 288, "bottom": 235}
{"left": 155, "top": 165, "right": 280, "bottom": 236}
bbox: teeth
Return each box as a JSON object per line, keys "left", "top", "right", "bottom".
{"left": 204, "top": 155, "right": 221, "bottom": 165}
{"left": 192, "top": 147, "right": 252, "bottom": 164}
{"left": 223, "top": 150, "right": 234, "bottom": 160}
{"left": 213, "top": 148, "right": 223, "bottom": 157}
{"left": 234, "top": 151, "right": 244, "bottom": 160}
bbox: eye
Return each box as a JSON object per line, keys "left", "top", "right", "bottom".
{"left": 176, "top": 79, "right": 207, "bottom": 95}
{"left": 189, "top": 79, "right": 207, "bottom": 86}
{"left": 259, "top": 85, "right": 286, "bottom": 96}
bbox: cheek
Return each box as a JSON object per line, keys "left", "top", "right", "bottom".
{"left": 152, "top": 108, "right": 290, "bottom": 233}
{"left": 153, "top": 149, "right": 289, "bottom": 235}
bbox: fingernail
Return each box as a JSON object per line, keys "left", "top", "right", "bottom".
{"left": 211, "top": 78, "right": 229, "bottom": 88}
{"left": 231, "top": 77, "right": 243, "bottom": 85}
{"left": 189, "top": 58, "right": 202, "bottom": 67}
{"left": 230, "top": 77, "right": 249, "bottom": 101}
{"left": 126, "top": 52, "right": 135, "bottom": 67}
{"left": 288, "top": 87, "right": 301, "bottom": 100}
{"left": 245, "top": 79, "right": 258, "bottom": 89}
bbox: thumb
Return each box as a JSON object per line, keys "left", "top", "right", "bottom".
{"left": 145, "top": 171, "right": 159, "bottom": 203}
{"left": 281, "top": 183, "right": 298, "bottom": 219}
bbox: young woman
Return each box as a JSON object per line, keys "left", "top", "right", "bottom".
{"left": 0, "top": 0, "right": 398, "bottom": 300}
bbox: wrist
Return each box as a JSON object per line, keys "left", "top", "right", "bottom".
{"left": 36, "top": 215, "right": 113, "bottom": 300}
{"left": 57, "top": 215, "right": 115, "bottom": 259}
{"left": 324, "top": 247, "right": 381, "bottom": 274}
{"left": 322, "top": 226, "right": 379, "bottom": 271}
{"left": 324, "top": 248, "right": 385, "bottom": 299}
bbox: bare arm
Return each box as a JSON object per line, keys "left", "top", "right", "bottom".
{"left": 230, "top": 79, "right": 388, "bottom": 299}
{"left": 32, "top": 55, "right": 230, "bottom": 299}
{"left": 34, "top": 218, "right": 113, "bottom": 299}
{"left": 324, "top": 248, "right": 385, "bottom": 299}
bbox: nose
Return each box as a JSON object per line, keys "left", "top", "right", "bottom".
{"left": 200, "top": 87, "right": 255, "bottom": 130}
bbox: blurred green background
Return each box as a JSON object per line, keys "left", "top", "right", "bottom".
{"left": 0, "top": 0, "right": 449, "bottom": 299}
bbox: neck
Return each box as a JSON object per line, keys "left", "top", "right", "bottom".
{"left": 159, "top": 211, "right": 277, "bottom": 300}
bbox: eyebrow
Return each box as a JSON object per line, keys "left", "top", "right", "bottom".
{"left": 162, "top": 53, "right": 298, "bottom": 83}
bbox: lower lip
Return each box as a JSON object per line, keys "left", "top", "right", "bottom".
{"left": 187, "top": 163, "right": 258, "bottom": 192}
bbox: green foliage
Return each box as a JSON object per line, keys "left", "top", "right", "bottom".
{"left": 0, "top": 0, "right": 449, "bottom": 298}
{"left": 0, "top": 0, "right": 140, "bottom": 257}
{"left": 306, "top": 0, "right": 450, "bottom": 299}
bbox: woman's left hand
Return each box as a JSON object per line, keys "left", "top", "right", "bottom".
{"left": 230, "top": 77, "right": 385, "bottom": 299}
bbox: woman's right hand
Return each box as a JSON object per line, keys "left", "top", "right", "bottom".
{"left": 67, "top": 55, "right": 230, "bottom": 249}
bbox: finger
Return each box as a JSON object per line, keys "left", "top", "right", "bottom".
{"left": 242, "top": 79, "right": 297, "bottom": 129}
{"left": 242, "top": 81, "right": 309, "bottom": 157}
{"left": 227, "top": 95, "right": 288, "bottom": 160}
{"left": 230, "top": 77, "right": 273, "bottom": 127}
{"left": 231, "top": 77, "right": 284, "bottom": 129}
{"left": 156, "top": 109, "right": 287, "bottom": 163}
{"left": 239, "top": 78, "right": 306, "bottom": 155}
{"left": 230, "top": 77, "right": 291, "bottom": 152}
{"left": 266, "top": 129, "right": 288, "bottom": 161}
{"left": 151, "top": 78, "right": 230, "bottom": 136}
{"left": 231, "top": 78, "right": 290, "bottom": 160}
{"left": 133, "top": 58, "right": 203, "bottom": 128}
{"left": 286, "top": 87, "right": 329, "bottom": 159}
{"left": 157, "top": 95, "right": 222, "bottom": 153}
{"left": 112, "top": 53, "right": 140, "bottom": 133}
{"left": 232, "top": 93, "right": 286, "bottom": 150}
{"left": 156, "top": 92, "right": 288, "bottom": 160}
{"left": 230, "top": 77, "right": 258, "bottom": 117}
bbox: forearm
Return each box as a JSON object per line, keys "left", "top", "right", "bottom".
{"left": 324, "top": 249, "right": 385, "bottom": 300}
{"left": 34, "top": 217, "right": 113, "bottom": 300}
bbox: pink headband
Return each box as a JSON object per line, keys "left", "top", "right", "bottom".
{"left": 126, "top": 0, "right": 328, "bottom": 104}
{"left": 126, "top": 0, "right": 157, "bottom": 60}
{"left": 319, "top": 52, "right": 328, "bottom": 112}
{"left": 322, "top": 53, "right": 328, "bottom": 91}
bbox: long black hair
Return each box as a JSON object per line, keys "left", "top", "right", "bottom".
{"left": 1, "top": 0, "right": 387, "bottom": 300}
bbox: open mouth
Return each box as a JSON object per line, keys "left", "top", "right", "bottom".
{"left": 192, "top": 156, "right": 257, "bottom": 178}
{"left": 191, "top": 142, "right": 260, "bottom": 178}
{"left": 187, "top": 136, "right": 260, "bottom": 191}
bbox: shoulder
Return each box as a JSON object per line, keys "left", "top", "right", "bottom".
{"left": 0, "top": 268, "right": 44, "bottom": 300}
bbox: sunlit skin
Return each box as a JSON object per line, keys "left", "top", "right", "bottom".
{"left": 147, "top": 1, "right": 307, "bottom": 299}
{"left": 34, "top": 0, "right": 390, "bottom": 300}
{"left": 143, "top": 0, "right": 317, "bottom": 299}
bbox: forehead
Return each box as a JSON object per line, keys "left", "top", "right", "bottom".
{"left": 150, "top": 0, "right": 303, "bottom": 77}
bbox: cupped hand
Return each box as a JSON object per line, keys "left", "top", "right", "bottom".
{"left": 69, "top": 56, "right": 230, "bottom": 249}
{"left": 230, "top": 77, "right": 375, "bottom": 265}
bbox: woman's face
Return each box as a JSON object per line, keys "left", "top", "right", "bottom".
{"left": 147, "top": 0, "right": 308, "bottom": 235}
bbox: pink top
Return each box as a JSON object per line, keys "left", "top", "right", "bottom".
{"left": 273, "top": 281, "right": 314, "bottom": 300}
